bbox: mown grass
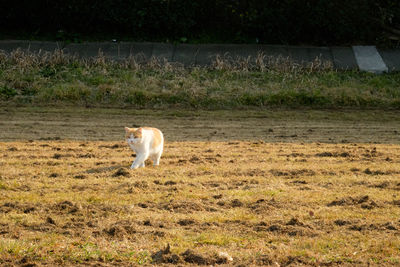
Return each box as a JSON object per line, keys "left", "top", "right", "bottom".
{"left": 1, "top": 140, "right": 400, "bottom": 266}
{"left": 0, "top": 49, "right": 399, "bottom": 109}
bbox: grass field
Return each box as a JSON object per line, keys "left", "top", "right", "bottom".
{"left": 1, "top": 108, "right": 400, "bottom": 266}
{"left": 1, "top": 49, "right": 400, "bottom": 109}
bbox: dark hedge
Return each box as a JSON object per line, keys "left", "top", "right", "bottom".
{"left": 1, "top": 0, "right": 399, "bottom": 46}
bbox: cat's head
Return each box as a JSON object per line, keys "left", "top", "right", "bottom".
{"left": 125, "top": 127, "right": 143, "bottom": 145}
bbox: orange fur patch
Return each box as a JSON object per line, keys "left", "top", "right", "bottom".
{"left": 143, "top": 127, "right": 163, "bottom": 149}
{"left": 125, "top": 127, "right": 163, "bottom": 149}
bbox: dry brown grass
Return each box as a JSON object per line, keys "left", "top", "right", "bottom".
{"left": 1, "top": 141, "right": 400, "bottom": 266}
{"left": 1, "top": 108, "right": 400, "bottom": 266}
{"left": 2, "top": 48, "right": 332, "bottom": 73}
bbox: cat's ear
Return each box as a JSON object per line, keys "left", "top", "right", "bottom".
{"left": 125, "top": 127, "right": 130, "bottom": 132}
{"left": 137, "top": 127, "right": 143, "bottom": 133}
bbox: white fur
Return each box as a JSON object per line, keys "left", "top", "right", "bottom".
{"left": 126, "top": 128, "right": 164, "bottom": 169}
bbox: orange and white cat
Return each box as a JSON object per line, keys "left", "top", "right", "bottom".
{"left": 125, "top": 127, "right": 164, "bottom": 169}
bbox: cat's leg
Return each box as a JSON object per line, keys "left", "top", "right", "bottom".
{"left": 131, "top": 153, "right": 148, "bottom": 169}
{"left": 153, "top": 151, "right": 162, "bottom": 166}
{"left": 153, "top": 155, "right": 160, "bottom": 166}
{"left": 130, "top": 159, "right": 139, "bottom": 169}
{"left": 131, "top": 158, "right": 144, "bottom": 169}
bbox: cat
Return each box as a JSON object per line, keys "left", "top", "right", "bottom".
{"left": 125, "top": 127, "right": 164, "bottom": 169}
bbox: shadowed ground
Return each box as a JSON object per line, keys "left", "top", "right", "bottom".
{"left": 0, "top": 107, "right": 399, "bottom": 143}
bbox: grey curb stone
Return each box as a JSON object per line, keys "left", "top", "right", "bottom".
{"left": 152, "top": 43, "right": 174, "bottom": 62}
{"left": 353, "top": 46, "right": 388, "bottom": 74}
{"left": 172, "top": 44, "right": 199, "bottom": 66}
{"left": 378, "top": 48, "right": 400, "bottom": 72}
{"left": 330, "top": 47, "right": 358, "bottom": 70}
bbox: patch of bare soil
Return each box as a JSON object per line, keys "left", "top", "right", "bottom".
{"left": 315, "top": 151, "right": 352, "bottom": 157}
{"left": 188, "top": 156, "right": 204, "bottom": 164}
{"left": 159, "top": 200, "right": 205, "bottom": 213}
{"left": 112, "top": 168, "right": 130, "bottom": 177}
{"left": 327, "top": 195, "right": 378, "bottom": 209}
{"left": 151, "top": 244, "right": 182, "bottom": 264}
{"left": 345, "top": 222, "right": 399, "bottom": 232}
{"left": 247, "top": 198, "right": 280, "bottom": 213}
{"left": 369, "top": 181, "right": 390, "bottom": 189}
{"left": 270, "top": 168, "right": 316, "bottom": 178}
{"left": 253, "top": 218, "right": 316, "bottom": 237}
{"left": 151, "top": 245, "right": 231, "bottom": 265}
{"left": 103, "top": 221, "right": 137, "bottom": 239}
{"left": 222, "top": 168, "right": 267, "bottom": 178}
{"left": 98, "top": 143, "right": 122, "bottom": 149}
{"left": 177, "top": 219, "right": 196, "bottom": 226}
{"left": 363, "top": 168, "right": 387, "bottom": 175}
{"left": 181, "top": 249, "right": 210, "bottom": 265}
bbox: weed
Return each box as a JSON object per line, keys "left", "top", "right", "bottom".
{"left": 0, "top": 86, "right": 17, "bottom": 99}
{"left": 0, "top": 49, "right": 399, "bottom": 108}
{"left": 0, "top": 182, "right": 8, "bottom": 190}
{"left": 136, "top": 250, "right": 151, "bottom": 265}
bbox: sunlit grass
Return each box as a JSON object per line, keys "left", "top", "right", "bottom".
{"left": 1, "top": 139, "right": 400, "bottom": 265}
